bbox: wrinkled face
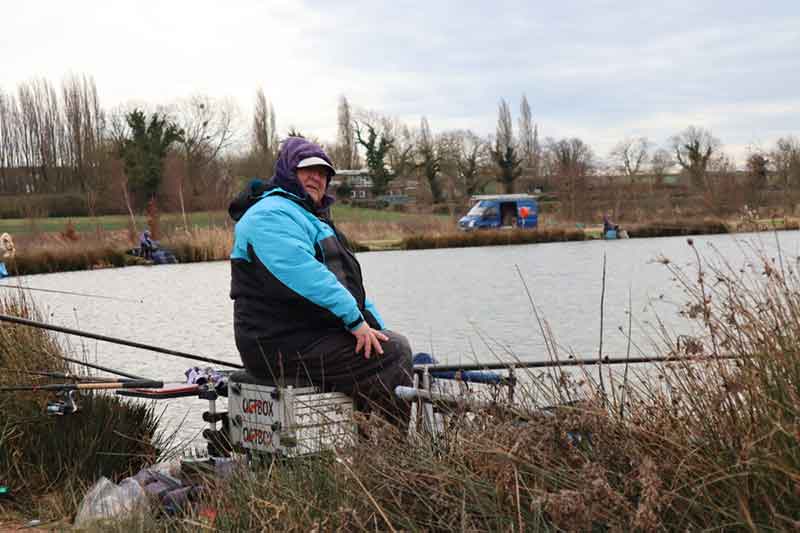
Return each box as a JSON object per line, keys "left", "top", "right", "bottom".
{"left": 296, "top": 165, "right": 329, "bottom": 205}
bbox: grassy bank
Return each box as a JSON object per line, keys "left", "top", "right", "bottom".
{"left": 0, "top": 205, "right": 444, "bottom": 237}
{"left": 3, "top": 242, "right": 800, "bottom": 529}
{"left": 0, "top": 293, "right": 162, "bottom": 525}
{"left": 3, "top": 211, "right": 800, "bottom": 277}
{"left": 0, "top": 206, "right": 453, "bottom": 275}
{"left": 401, "top": 216, "right": 800, "bottom": 250}
{"left": 66, "top": 240, "right": 800, "bottom": 531}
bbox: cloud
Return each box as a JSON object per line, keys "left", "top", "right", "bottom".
{"left": 1, "top": 0, "right": 798, "bottom": 164}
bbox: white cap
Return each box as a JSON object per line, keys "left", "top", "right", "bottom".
{"left": 296, "top": 157, "right": 336, "bottom": 176}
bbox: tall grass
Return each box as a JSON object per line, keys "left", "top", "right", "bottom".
{"left": 403, "top": 226, "right": 587, "bottom": 249}
{"left": 5, "top": 238, "right": 800, "bottom": 530}
{"left": 115, "top": 239, "right": 800, "bottom": 531}
{"left": 0, "top": 293, "right": 161, "bottom": 521}
{"left": 166, "top": 227, "right": 234, "bottom": 263}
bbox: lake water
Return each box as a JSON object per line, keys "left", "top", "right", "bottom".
{"left": 6, "top": 230, "right": 800, "bottom": 445}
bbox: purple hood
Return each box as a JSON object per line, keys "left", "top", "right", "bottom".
{"left": 268, "top": 137, "right": 336, "bottom": 213}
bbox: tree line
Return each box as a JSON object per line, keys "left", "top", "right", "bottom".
{"left": 1, "top": 74, "right": 799, "bottom": 218}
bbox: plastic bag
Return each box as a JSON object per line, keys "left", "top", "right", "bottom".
{"left": 74, "top": 476, "right": 148, "bottom": 527}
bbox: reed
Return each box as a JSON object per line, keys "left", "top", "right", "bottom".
{"left": 119, "top": 240, "right": 800, "bottom": 532}
{"left": 625, "top": 217, "right": 730, "bottom": 238}
{"left": 6, "top": 239, "right": 800, "bottom": 530}
{"left": 165, "top": 226, "right": 234, "bottom": 263}
{"left": 403, "top": 226, "right": 587, "bottom": 249}
{"left": 0, "top": 292, "right": 161, "bottom": 519}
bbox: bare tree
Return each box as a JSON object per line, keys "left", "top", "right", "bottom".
{"left": 107, "top": 103, "right": 138, "bottom": 150}
{"left": 771, "top": 136, "right": 800, "bottom": 189}
{"left": 746, "top": 151, "right": 768, "bottom": 203}
{"left": 546, "top": 137, "right": 594, "bottom": 220}
{"left": 16, "top": 79, "right": 64, "bottom": 192}
{"left": 441, "top": 130, "right": 490, "bottom": 199}
{"left": 174, "top": 94, "right": 238, "bottom": 217}
{"left": 335, "top": 95, "right": 357, "bottom": 169}
{"left": 671, "top": 126, "right": 720, "bottom": 189}
{"left": 704, "top": 151, "right": 742, "bottom": 215}
{"left": 377, "top": 115, "right": 415, "bottom": 179}
{"left": 0, "top": 89, "right": 13, "bottom": 188}
{"left": 490, "top": 99, "right": 523, "bottom": 193}
{"left": 62, "top": 74, "right": 106, "bottom": 212}
{"left": 609, "top": 137, "right": 650, "bottom": 177}
{"left": 0, "top": 90, "right": 28, "bottom": 193}
{"left": 252, "top": 88, "right": 278, "bottom": 178}
{"left": 532, "top": 124, "right": 541, "bottom": 180}
{"left": 518, "top": 94, "right": 535, "bottom": 169}
{"left": 650, "top": 148, "right": 674, "bottom": 187}
{"left": 416, "top": 117, "right": 443, "bottom": 203}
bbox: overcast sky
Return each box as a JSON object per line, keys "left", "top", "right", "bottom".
{"left": 2, "top": 0, "right": 798, "bottom": 164}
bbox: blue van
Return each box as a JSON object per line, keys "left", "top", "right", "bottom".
{"left": 458, "top": 194, "right": 539, "bottom": 230}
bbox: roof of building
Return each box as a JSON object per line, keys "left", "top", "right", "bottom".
{"left": 470, "top": 193, "right": 539, "bottom": 202}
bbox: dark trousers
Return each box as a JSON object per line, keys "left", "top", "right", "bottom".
{"left": 245, "top": 330, "right": 413, "bottom": 426}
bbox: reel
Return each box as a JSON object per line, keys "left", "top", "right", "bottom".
{"left": 46, "top": 390, "right": 79, "bottom": 416}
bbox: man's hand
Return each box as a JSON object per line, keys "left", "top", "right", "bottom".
{"left": 351, "top": 322, "right": 388, "bottom": 359}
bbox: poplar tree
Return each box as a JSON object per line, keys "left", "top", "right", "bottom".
{"left": 417, "top": 117, "right": 443, "bottom": 203}
{"left": 490, "top": 99, "right": 523, "bottom": 193}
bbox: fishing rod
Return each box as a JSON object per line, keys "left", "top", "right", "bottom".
{"left": 12, "top": 356, "right": 151, "bottom": 382}
{"left": 0, "top": 313, "right": 244, "bottom": 369}
{"left": 0, "top": 378, "right": 165, "bottom": 416}
{"left": 59, "top": 355, "right": 149, "bottom": 380}
{"left": 0, "top": 379, "right": 164, "bottom": 392}
{"left": 14, "top": 370, "right": 117, "bottom": 382}
{"left": 413, "top": 353, "right": 743, "bottom": 373}
{"left": 0, "top": 284, "right": 143, "bottom": 303}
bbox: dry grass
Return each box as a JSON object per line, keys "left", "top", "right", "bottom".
{"left": 165, "top": 227, "right": 234, "bottom": 263}
{"left": 5, "top": 210, "right": 800, "bottom": 274}
{"left": 5, "top": 239, "right": 800, "bottom": 530}
{"left": 0, "top": 293, "right": 161, "bottom": 522}
{"left": 403, "top": 225, "right": 587, "bottom": 250}
{"left": 115, "top": 239, "right": 796, "bottom": 532}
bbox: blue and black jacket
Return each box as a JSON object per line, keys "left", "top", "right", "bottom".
{"left": 229, "top": 138, "right": 384, "bottom": 370}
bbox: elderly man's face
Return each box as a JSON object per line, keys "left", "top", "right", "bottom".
{"left": 297, "top": 166, "right": 329, "bottom": 205}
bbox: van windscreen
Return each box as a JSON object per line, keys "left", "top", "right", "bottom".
{"left": 467, "top": 201, "right": 491, "bottom": 216}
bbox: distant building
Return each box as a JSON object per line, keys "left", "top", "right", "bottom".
{"left": 332, "top": 169, "right": 373, "bottom": 200}
{"left": 382, "top": 177, "right": 418, "bottom": 205}
{"left": 331, "top": 169, "right": 418, "bottom": 205}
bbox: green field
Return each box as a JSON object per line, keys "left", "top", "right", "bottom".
{"left": 0, "top": 205, "right": 440, "bottom": 236}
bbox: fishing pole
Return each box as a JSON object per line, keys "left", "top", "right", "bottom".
{"left": 0, "top": 379, "right": 164, "bottom": 392}
{"left": 414, "top": 353, "right": 743, "bottom": 373}
{"left": 0, "top": 313, "right": 244, "bottom": 369}
{"left": 14, "top": 370, "right": 117, "bottom": 382}
{"left": 0, "top": 284, "right": 143, "bottom": 303}
{"left": 58, "top": 355, "right": 149, "bottom": 380}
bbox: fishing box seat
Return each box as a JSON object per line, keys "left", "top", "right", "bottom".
{"left": 227, "top": 371, "right": 356, "bottom": 457}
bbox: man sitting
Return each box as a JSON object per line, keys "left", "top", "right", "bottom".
{"left": 139, "top": 230, "right": 155, "bottom": 259}
{"left": 602, "top": 213, "right": 619, "bottom": 236}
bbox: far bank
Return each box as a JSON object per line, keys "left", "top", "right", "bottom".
{"left": 2, "top": 210, "right": 798, "bottom": 277}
